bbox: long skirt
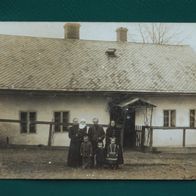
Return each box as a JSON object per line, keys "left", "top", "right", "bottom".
{"left": 118, "top": 144, "right": 124, "bottom": 165}
{"left": 96, "top": 149, "right": 105, "bottom": 168}
{"left": 105, "top": 143, "right": 124, "bottom": 165}
{"left": 67, "top": 140, "right": 82, "bottom": 167}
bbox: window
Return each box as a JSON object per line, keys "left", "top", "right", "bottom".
{"left": 20, "top": 112, "right": 28, "bottom": 133}
{"left": 20, "top": 111, "right": 37, "bottom": 133}
{"left": 54, "top": 111, "right": 69, "bottom": 132}
{"left": 163, "top": 110, "right": 176, "bottom": 127}
{"left": 29, "top": 112, "right": 36, "bottom": 133}
{"left": 190, "top": 110, "right": 195, "bottom": 128}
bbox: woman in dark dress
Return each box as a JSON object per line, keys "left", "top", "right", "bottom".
{"left": 67, "top": 118, "right": 87, "bottom": 167}
{"left": 106, "top": 120, "right": 124, "bottom": 165}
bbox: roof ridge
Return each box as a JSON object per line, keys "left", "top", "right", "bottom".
{"left": 0, "top": 33, "right": 190, "bottom": 48}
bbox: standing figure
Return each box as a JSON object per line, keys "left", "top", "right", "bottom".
{"left": 67, "top": 118, "right": 86, "bottom": 167}
{"left": 78, "top": 118, "right": 88, "bottom": 143}
{"left": 80, "top": 135, "right": 93, "bottom": 169}
{"left": 106, "top": 120, "right": 124, "bottom": 166}
{"left": 88, "top": 118, "right": 105, "bottom": 167}
{"left": 78, "top": 119, "right": 88, "bottom": 163}
{"left": 106, "top": 137, "right": 119, "bottom": 169}
{"left": 95, "top": 138, "right": 105, "bottom": 168}
{"left": 79, "top": 119, "right": 87, "bottom": 133}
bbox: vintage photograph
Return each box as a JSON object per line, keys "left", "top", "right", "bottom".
{"left": 0, "top": 22, "right": 196, "bottom": 179}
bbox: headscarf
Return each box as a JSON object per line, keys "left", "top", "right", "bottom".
{"left": 79, "top": 119, "right": 86, "bottom": 129}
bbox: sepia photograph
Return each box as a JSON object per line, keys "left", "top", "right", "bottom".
{"left": 0, "top": 22, "right": 196, "bottom": 179}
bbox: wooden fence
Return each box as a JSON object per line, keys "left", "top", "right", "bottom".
{"left": 0, "top": 118, "right": 109, "bottom": 146}
{"left": 0, "top": 118, "right": 108, "bottom": 127}
{"left": 142, "top": 126, "right": 196, "bottom": 148}
{"left": 0, "top": 118, "right": 196, "bottom": 149}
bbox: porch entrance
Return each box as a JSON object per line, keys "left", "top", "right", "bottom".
{"left": 123, "top": 109, "right": 136, "bottom": 148}
{"left": 110, "top": 98, "right": 156, "bottom": 150}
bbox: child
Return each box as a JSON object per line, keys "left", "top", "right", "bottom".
{"left": 80, "top": 135, "right": 93, "bottom": 169}
{"left": 106, "top": 137, "right": 119, "bottom": 169}
{"left": 95, "top": 138, "right": 105, "bottom": 168}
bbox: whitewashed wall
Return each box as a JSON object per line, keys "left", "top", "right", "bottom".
{"left": 135, "top": 95, "right": 196, "bottom": 147}
{"left": 0, "top": 94, "right": 110, "bottom": 146}
{"left": 0, "top": 94, "right": 196, "bottom": 147}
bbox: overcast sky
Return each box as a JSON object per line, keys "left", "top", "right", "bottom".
{"left": 0, "top": 22, "right": 196, "bottom": 50}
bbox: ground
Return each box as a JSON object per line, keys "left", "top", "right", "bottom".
{"left": 0, "top": 146, "right": 196, "bottom": 179}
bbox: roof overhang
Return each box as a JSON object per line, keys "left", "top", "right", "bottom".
{"left": 117, "top": 98, "right": 156, "bottom": 108}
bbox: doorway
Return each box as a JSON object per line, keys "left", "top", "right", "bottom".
{"left": 123, "top": 109, "right": 136, "bottom": 148}
{"left": 110, "top": 106, "right": 136, "bottom": 149}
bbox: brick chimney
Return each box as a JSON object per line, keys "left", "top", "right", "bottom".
{"left": 64, "top": 23, "right": 80, "bottom": 39}
{"left": 116, "top": 27, "right": 128, "bottom": 42}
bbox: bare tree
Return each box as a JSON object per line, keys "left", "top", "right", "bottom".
{"left": 135, "top": 23, "right": 186, "bottom": 45}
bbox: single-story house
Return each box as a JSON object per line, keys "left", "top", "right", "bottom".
{"left": 0, "top": 23, "right": 196, "bottom": 149}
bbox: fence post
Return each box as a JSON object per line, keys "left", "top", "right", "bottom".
{"left": 149, "top": 127, "right": 153, "bottom": 149}
{"left": 141, "top": 126, "right": 145, "bottom": 149}
{"left": 183, "top": 128, "right": 186, "bottom": 147}
{"left": 48, "top": 123, "right": 53, "bottom": 147}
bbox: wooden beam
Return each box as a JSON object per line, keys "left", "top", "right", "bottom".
{"left": 149, "top": 128, "right": 153, "bottom": 148}
{"left": 0, "top": 118, "right": 108, "bottom": 127}
{"left": 0, "top": 119, "right": 20, "bottom": 123}
{"left": 141, "top": 126, "right": 145, "bottom": 149}
{"left": 183, "top": 129, "right": 186, "bottom": 147}
{"left": 144, "top": 126, "right": 196, "bottom": 130}
{"left": 48, "top": 124, "right": 53, "bottom": 147}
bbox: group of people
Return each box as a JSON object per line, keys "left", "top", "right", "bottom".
{"left": 67, "top": 118, "right": 124, "bottom": 169}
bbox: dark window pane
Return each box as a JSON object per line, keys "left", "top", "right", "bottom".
{"left": 190, "top": 110, "right": 195, "bottom": 128}
{"left": 20, "top": 112, "right": 27, "bottom": 133}
{"left": 163, "top": 110, "right": 169, "bottom": 127}
{"left": 170, "top": 110, "right": 176, "bottom": 127}
{"left": 62, "top": 112, "right": 69, "bottom": 132}
{"left": 54, "top": 112, "right": 61, "bottom": 132}
{"left": 29, "top": 112, "right": 36, "bottom": 133}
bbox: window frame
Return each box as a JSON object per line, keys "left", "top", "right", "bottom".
{"left": 163, "top": 110, "right": 176, "bottom": 127}
{"left": 20, "top": 111, "right": 37, "bottom": 134}
{"left": 190, "top": 109, "right": 196, "bottom": 128}
{"left": 53, "top": 111, "right": 70, "bottom": 133}
{"left": 29, "top": 111, "right": 37, "bottom": 133}
{"left": 20, "top": 111, "right": 28, "bottom": 134}
{"left": 163, "top": 110, "right": 169, "bottom": 127}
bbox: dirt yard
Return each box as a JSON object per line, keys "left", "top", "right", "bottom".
{"left": 0, "top": 146, "right": 196, "bottom": 179}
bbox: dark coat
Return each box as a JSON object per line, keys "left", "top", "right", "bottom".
{"left": 80, "top": 141, "right": 93, "bottom": 157}
{"left": 105, "top": 126, "right": 124, "bottom": 165}
{"left": 67, "top": 125, "right": 87, "bottom": 167}
{"left": 80, "top": 141, "right": 92, "bottom": 168}
{"left": 88, "top": 124, "right": 105, "bottom": 167}
{"left": 88, "top": 125, "right": 105, "bottom": 143}
{"left": 95, "top": 141, "right": 105, "bottom": 167}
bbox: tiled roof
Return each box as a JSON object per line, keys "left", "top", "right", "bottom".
{"left": 0, "top": 34, "right": 196, "bottom": 93}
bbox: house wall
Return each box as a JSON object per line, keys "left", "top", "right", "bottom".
{"left": 0, "top": 93, "right": 196, "bottom": 148}
{"left": 135, "top": 95, "right": 196, "bottom": 147}
{"left": 0, "top": 94, "right": 110, "bottom": 146}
